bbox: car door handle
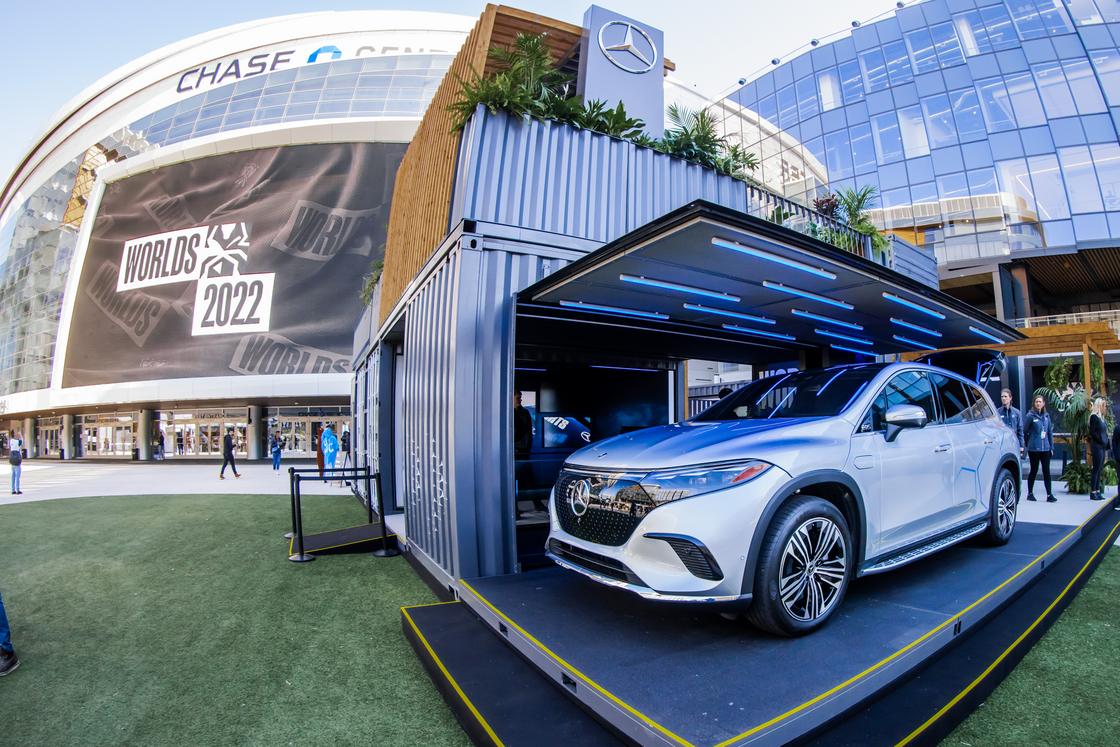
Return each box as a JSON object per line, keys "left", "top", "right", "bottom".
{"left": 983, "top": 439, "right": 995, "bottom": 444}
{"left": 935, "top": 444, "right": 952, "bottom": 452}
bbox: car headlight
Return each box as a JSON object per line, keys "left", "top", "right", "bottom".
{"left": 639, "top": 460, "right": 772, "bottom": 504}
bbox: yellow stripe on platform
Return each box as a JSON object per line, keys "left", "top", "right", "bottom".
{"left": 717, "top": 500, "right": 1117, "bottom": 746}
{"left": 460, "top": 580, "right": 696, "bottom": 747}
{"left": 401, "top": 605, "right": 505, "bottom": 747}
{"left": 895, "top": 516, "right": 1120, "bottom": 747}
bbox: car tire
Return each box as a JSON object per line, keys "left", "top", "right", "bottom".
{"left": 746, "top": 495, "right": 853, "bottom": 637}
{"left": 983, "top": 467, "right": 1017, "bottom": 546}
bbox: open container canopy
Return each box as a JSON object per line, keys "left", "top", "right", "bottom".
{"left": 517, "top": 201, "right": 1023, "bottom": 365}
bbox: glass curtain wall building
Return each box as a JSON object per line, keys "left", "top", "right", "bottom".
{"left": 713, "top": 0, "right": 1120, "bottom": 319}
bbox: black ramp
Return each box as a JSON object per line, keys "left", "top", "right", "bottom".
{"left": 803, "top": 509, "right": 1120, "bottom": 747}
{"left": 402, "top": 601, "right": 626, "bottom": 747}
{"left": 462, "top": 523, "right": 1070, "bottom": 747}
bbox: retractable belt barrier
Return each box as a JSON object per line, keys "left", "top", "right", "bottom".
{"left": 286, "top": 466, "right": 400, "bottom": 562}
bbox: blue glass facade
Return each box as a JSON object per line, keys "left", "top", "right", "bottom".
{"left": 717, "top": 0, "right": 1120, "bottom": 271}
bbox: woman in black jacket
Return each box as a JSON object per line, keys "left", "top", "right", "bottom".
{"left": 1089, "top": 399, "right": 1110, "bottom": 501}
{"left": 1024, "top": 395, "right": 1056, "bottom": 502}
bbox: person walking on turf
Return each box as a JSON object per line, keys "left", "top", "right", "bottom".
{"left": 270, "top": 431, "right": 283, "bottom": 473}
{"left": 1024, "top": 394, "right": 1055, "bottom": 503}
{"left": 0, "top": 589, "right": 18, "bottom": 676}
{"left": 1089, "top": 398, "right": 1110, "bottom": 501}
{"left": 9, "top": 444, "right": 21, "bottom": 495}
{"left": 219, "top": 426, "right": 240, "bottom": 479}
{"left": 997, "top": 388, "right": 1024, "bottom": 459}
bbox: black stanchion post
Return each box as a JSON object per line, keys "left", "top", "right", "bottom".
{"left": 285, "top": 466, "right": 297, "bottom": 539}
{"left": 289, "top": 473, "right": 315, "bottom": 562}
{"left": 365, "top": 467, "right": 374, "bottom": 525}
{"left": 372, "top": 471, "right": 400, "bottom": 558}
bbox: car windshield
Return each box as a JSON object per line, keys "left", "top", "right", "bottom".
{"left": 694, "top": 364, "right": 889, "bottom": 421}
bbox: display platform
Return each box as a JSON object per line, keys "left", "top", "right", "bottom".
{"left": 448, "top": 502, "right": 1117, "bottom": 747}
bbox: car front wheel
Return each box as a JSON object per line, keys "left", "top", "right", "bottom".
{"left": 746, "top": 496, "right": 853, "bottom": 637}
{"left": 983, "top": 467, "right": 1017, "bottom": 546}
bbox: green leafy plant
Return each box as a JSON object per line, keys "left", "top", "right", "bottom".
{"left": 359, "top": 259, "right": 384, "bottom": 307}
{"left": 1035, "top": 356, "right": 1114, "bottom": 466}
{"left": 836, "top": 185, "right": 890, "bottom": 259}
{"left": 1058, "top": 460, "right": 1113, "bottom": 493}
{"left": 768, "top": 205, "right": 794, "bottom": 225}
{"left": 446, "top": 36, "right": 758, "bottom": 180}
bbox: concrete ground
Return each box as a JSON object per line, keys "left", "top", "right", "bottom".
{"left": 1, "top": 457, "right": 1114, "bottom": 544}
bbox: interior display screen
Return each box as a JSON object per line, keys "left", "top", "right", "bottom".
{"left": 61, "top": 141, "right": 405, "bottom": 387}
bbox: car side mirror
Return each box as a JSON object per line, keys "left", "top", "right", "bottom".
{"left": 884, "top": 404, "right": 929, "bottom": 443}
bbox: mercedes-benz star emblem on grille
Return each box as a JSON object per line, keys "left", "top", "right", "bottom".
{"left": 597, "top": 21, "right": 657, "bottom": 74}
{"left": 568, "top": 479, "right": 592, "bottom": 517}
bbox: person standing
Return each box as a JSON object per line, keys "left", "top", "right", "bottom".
{"left": 1089, "top": 399, "right": 1110, "bottom": 501}
{"left": 997, "top": 388, "right": 1024, "bottom": 458}
{"left": 0, "top": 589, "right": 18, "bottom": 676}
{"left": 322, "top": 425, "right": 339, "bottom": 484}
{"left": 219, "top": 426, "right": 240, "bottom": 479}
{"left": 8, "top": 446, "right": 21, "bottom": 495}
{"left": 315, "top": 425, "right": 325, "bottom": 478}
{"left": 1024, "top": 394, "right": 1056, "bottom": 502}
{"left": 270, "top": 431, "right": 283, "bottom": 473}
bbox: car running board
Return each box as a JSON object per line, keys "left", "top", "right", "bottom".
{"left": 861, "top": 522, "right": 988, "bottom": 575}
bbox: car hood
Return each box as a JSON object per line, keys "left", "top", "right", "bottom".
{"left": 564, "top": 418, "right": 828, "bottom": 472}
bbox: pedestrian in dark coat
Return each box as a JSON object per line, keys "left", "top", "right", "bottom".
{"left": 1024, "top": 394, "right": 1055, "bottom": 502}
{"left": 1089, "top": 399, "right": 1110, "bottom": 501}
{"left": 219, "top": 427, "right": 240, "bottom": 479}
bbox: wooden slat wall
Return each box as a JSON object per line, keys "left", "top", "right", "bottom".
{"left": 378, "top": 5, "right": 584, "bottom": 325}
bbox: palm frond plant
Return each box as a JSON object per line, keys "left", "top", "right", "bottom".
{"left": 836, "top": 185, "right": 890, "bottom": 259}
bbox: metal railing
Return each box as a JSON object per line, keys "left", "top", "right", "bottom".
{"left": 286, "top": 466, "right": 399, "bottom": 562}
{"left": 1015, "top": 309, "right": 1120, "bottom": 328}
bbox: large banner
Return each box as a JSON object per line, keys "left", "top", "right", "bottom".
{"left": 62, "top": 142, "right": 405, "bottom": 387}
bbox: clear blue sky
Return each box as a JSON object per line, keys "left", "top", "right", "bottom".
{"left": 0, "top": 0, "right": 898, "bottom": 184}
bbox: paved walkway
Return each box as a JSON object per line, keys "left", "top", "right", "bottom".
{"left": 0, "top": 460, "right": 1115, "bottom": 543}
{"left": 0, "top": 458, "right": 355, "bottom": 505}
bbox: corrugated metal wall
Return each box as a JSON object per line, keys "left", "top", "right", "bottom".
{"left": 889, "top": 234, "right": 940, "bottom": 289}
{"left": 453, "top": 107, "right": 873, "bottom": 263}
{"left": 397, "top": 239, "right": 570, "bottom": 579}
{"left": 401, "top": 252, "right": 460, "bottom": 575}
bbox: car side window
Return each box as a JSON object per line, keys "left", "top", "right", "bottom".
{"left": 931, "top": 374, "right": 971, "bottom": 425}
{"left": 966, "top": 384, "right": 995, "bottom": 420}
{"left": 862, "top": 371, "right": 936, "bottom": 432}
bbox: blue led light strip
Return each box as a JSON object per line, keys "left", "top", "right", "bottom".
{"left": 830, "top": 343, "right": 876, "bottom": 356}
{"left": 620, "top": 274, "right": 740, "bottom": 302}
{"left": 815, "top": 328, "right": 873, "bottom": 346}
{"left": 890, "top": 317, "right": 942, "bottom": 337}
{"left": 969, "top": 326, "right": 1005, "bottom": 344}
{"left": 723, "top": 324, "right": 796, "bottom": 341}
{"left": 882, "top": 292, "right": 946, "bottom": 319}
{"left": 558, "top": 300, "right": 668, "bottom": 320}
{"left": 589, "top": 365, "right": 660, "bottom": 372}
{"left": 893, "top": 334, "right": 937, "bottom": 350}
{"left": 515, "top": 367, "right": 547, "bottom": 371}
{"left": 711, "top": 238, "right": 837, "bottom": 279}
{"left": 683, "top": 303, "right": 775, "bottom": 324}
{"left": 790, "top": 309, "right": 864, "bottom": 330}
{"left": 763, "top": 281, "right": 854, "bottom": 309}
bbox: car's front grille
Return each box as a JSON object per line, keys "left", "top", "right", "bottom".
{"left": 553, "top": 470, "right": 654, "bottom": 546}
{"left": 548, "top": 539, "right": 644, "bottom": 586}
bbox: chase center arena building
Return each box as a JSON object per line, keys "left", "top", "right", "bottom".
{"left": 0, "top": 11, "right": 477, "bottom": 461}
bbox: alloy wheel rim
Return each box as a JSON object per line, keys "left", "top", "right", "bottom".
{"left": 779, "top": 517, "right": 847, "bottom": 622}
{"left": 997, "top": 477, "right": 1017, "bottom": 537}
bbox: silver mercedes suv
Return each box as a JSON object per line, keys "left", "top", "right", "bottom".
{"left": 545, "top": 362, "right": 1020, "bottom": 636}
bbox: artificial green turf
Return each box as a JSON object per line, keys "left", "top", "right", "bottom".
{"left": 941, "top": 549, "right": 1120, "bottom": 747}
{"left": 0, "top": 491, "right": 472, "bottom": 747}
